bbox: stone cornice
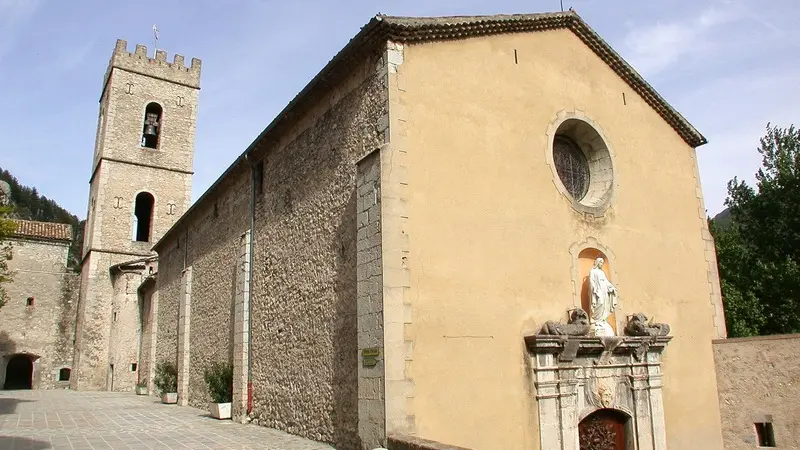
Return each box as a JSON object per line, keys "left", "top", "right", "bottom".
{"left": 525, "top": 335, "right": 672, "bottom": 358}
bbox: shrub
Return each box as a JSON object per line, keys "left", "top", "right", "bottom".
{"left": 203, "top": 361, "right": 233, "bottom": 404}
{"left": 153, "top": 361, "right": 177, "bottom": 395}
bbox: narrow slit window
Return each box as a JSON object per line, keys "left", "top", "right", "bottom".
{"left": 133, "top": 192, "right": 155, "bottom": 242}
{"left": 755, "top": 422, "right": 776, "bottom": 447}
{"left": 141, "top": 103, "right": 163, "bottom": 149}
{"left": 130, "top": 363, "right": 137, "bottom": 372}
{"left": 26, "top": 297, "right": 34, "bottom": 306}
{"left": 254, "top": 160, "right": 264, "bottom": 196}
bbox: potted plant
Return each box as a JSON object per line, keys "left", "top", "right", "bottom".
{"left": 135, "top": 381, "right": 148, "bottom": 395}
{"left": 154, "top": 361, "right": 178, "bottom": 404}
{"left": 203, "top": 361, "right": 233, "bottom": 419}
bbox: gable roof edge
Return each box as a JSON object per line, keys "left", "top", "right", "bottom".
{"left": 378, "top": 11, "right": 707, "bottom": 148}
{"left": 153, "top": 11, "right": 707, "bottom": 253}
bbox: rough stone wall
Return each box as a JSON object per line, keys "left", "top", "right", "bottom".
{"left": 153, "top": 242, "right": 183, "bottom": 368}
{"left": 0, "top": 237, "right": 78, "bottom": 389}
{"left": 150, "top": 167, "right": 250, "bottom": 407}
{"left": 107, "top": 271, "right": 146, "bottom": 391}
{"left": 714, "top": 335, "right": 800, "bottom": 450}
{"left": 74, "top": 39, "right": 200, "bottom": 390}
{"left": 137, "top": 279, "right": 157, "bottom": 391}
{"left": 72, "top": 251, "right": 144, "bottom": 390}
{"left": 184, "top": 170, "right": 250, "bottom": 408}
{"left": 249, "top": 50, "right": 388, "bottom": 449}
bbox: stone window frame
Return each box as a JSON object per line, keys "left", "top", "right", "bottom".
{"left": 58, "top": 367, "right": 71, "bottom": 382}
{"left": 545, "top": 110, "right": 617, "bottom": 216}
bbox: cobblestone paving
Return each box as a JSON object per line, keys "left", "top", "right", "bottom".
{"left": 0, "top": 390, "right": 335, "bottom": 450}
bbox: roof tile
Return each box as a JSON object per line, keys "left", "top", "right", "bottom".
{"left": 9, "top": 219, "right": 72, "bottom": 242}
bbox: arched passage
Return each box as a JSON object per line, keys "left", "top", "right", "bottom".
{"left": 579, "top": 408, "right": 629, "bottom": 450}
{"left": 4, "top": 354, "right": 33, "bottom": 390}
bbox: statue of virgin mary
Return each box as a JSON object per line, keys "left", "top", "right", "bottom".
{"left": 589, "top": 257, "right": 618, "bottom": 336}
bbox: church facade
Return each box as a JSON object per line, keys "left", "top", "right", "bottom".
{"left": 139, "top": 12, "right": 726, "bottom": 450}
{"left": 5, "top": 9, "right": 791, "bottom": 450}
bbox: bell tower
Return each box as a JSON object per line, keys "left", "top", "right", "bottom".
{"left": 72, "top": 40, "right": 201, "bottom": 390}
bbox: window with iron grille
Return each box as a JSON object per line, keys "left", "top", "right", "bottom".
{"left": 553, "top": 136, "right": 589, "bottom": 201}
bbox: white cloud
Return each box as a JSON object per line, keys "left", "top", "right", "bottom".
{"left": 622, "top": 1, "right": 745, "bottom": 76}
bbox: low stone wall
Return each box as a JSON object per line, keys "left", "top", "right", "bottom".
{"left": 387, "top": 435, "right": 472, "bottom": 450}
{"left": 714, "top": 333, "right": 800, "bottom": 450}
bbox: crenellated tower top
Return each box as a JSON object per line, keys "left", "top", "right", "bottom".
{"left": 101, "top": 39, "right": 201, "bottom": 95}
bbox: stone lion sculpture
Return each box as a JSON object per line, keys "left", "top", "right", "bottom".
{"left": 624, "top": 312, "right": 670, "bottom": 337}
{"left": 538, "top": 308, "right": 590, "bottom": 336}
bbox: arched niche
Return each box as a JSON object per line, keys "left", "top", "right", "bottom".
{"left": 578, "top": 247, "right": 617, "bottom": 334}
{"left": 569, "top": 238, "right": 620, "bottom": 334}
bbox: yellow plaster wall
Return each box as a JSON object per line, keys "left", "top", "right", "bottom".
{"left": 396, "top": 29, "right": 724, "bottom": 449}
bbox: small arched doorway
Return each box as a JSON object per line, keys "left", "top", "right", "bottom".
{"left": 579, "top": 408, "right": 629, "bottom": 450}
{"left": 4, "top": 354, "right": 33, "bottom": 390}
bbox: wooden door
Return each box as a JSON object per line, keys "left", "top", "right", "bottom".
{"left": 579, "top": 409, "right": 628, "bottom": 450}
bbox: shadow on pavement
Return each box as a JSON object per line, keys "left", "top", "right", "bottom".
{"left": 0, "top": 436, "right": 52, "bottom": 449}
{"left": 0, "top": 396, "right": 33, "bottom": 415}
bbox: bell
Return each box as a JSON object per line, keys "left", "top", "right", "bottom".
{"left": 143, "top": 124, "right": 157, "bottom": 136}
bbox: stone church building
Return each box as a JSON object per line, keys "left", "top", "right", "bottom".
{"left": 1, "top": 9, "right": 797, "bottom": 450}
{"left": 0, "top": 219, "right": 78, "bottom": 390}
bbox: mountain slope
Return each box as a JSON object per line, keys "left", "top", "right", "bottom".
{"left": 0, "top": 168, "right": 84, "bottom": 270}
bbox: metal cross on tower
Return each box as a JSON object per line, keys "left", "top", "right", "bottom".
{"left": 153, "top": 24, "right": 159, "bottom": 57}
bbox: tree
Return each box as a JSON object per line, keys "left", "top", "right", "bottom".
{"left": 0, "top": 191, "right": 17, "bottom": 310}
{"left": 711, "top": 123, "right": 800, "bottom": 337}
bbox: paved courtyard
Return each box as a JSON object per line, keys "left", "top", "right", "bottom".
{"left": 0, "top": 390, "right": 335, "bottom": 450}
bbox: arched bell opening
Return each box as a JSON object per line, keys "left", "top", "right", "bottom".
{"left": 579, "top": 408, "right": 632, "bottom": 450}
{"left": 141, "top": 102, "right": 162, "bottom": 149}
{"left": 3, "top": 354, "right": 34, "bottom": 390}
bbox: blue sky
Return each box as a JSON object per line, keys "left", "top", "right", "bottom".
{"left": 1, "top": 0, "right": 797, "bottom": 218}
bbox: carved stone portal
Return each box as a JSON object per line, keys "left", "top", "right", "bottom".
{"left": 524, "top": 335, "right": 671, "bottom": 450}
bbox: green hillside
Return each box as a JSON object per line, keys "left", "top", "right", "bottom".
{"left": 0, "top": 168, "right": 84, "bottom": 271}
